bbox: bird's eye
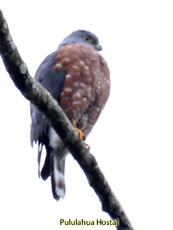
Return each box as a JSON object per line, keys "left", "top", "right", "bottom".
{"left": 84, "top": 36, "right": 93, "bottom": 43}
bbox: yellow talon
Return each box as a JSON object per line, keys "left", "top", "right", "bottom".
{"left": 73, "top": 121, "right": 85, "bottom": 141}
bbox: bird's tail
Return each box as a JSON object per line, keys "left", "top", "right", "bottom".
{"left": 50, "top": 151, "right": 67, "bottom": 200}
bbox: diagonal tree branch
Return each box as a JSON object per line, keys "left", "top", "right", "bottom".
{"left": 0, "top": 9, "right": 134, "bottom": 230}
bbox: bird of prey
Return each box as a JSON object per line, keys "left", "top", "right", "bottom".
{"left": 30, "top": 30, "right": 110, "bottom": 200}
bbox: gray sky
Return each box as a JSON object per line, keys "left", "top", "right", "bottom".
{"left": 0, "top": 1, "right": 173, "bottom": 229}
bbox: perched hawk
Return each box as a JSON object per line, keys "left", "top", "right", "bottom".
{"left": 30, "top": 30, "right": 110, "bottom": 200}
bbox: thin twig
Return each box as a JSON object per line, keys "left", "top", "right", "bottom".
{"left": 0, "top": 9, "right": 134, "bottom": 230}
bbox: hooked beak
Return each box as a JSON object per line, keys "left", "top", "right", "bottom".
{"left": 95, "top": 44, "right": 102, "bottom": 51}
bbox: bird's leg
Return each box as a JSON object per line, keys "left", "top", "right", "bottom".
{"left": 73, "top": 120, "right": 85, "bottom": 141}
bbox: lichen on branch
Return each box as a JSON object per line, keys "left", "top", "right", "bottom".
{"left": 0, "top": 9, "right": 134, "bottom": 230}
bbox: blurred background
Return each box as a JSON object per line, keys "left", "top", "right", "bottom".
{"left": 0, "top": 1, "right": 173, "bottom": 229}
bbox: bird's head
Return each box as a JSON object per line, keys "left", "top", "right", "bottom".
{"left": 59, "top": 30, "right": 102, "bottom": 51}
